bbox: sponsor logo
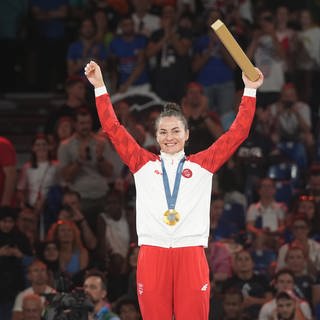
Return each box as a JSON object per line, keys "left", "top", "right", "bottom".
{"left": 154, "top": 170, "right": 162, "bottom": 175}
{"left": 138, "top": 283, "right": 144, "bottom": 295}
{"left": 182, "top": 168, "right": 192, "bottom": 178}
{"left": 201, "top": 284, "right": 208, "bottom": 291}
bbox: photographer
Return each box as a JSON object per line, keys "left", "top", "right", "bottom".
{"left": 83, "top": 270, "right": 120, "bottom": 320}
{"left": 268, "top": 83, "right": 313, "bottom": 147}
{"left": 266, "top": 83, "right": 313, "bottom": 168}
{"left": 59, "top": 189, "right": 97, "bottom": 251}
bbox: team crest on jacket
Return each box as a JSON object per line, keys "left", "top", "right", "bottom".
{"left": 182, "top": 168, "right": 192, "bottom": 178}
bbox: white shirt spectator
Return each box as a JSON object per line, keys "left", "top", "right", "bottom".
{"left": 247, "top": 201, "right": 285, "bottom": 232}
{"left": 13, "top": 286, "right": 55, "bottom": 312}
{"left": 276, "top": 239, "right": 320, "bottom": 272}
{"left": 258, "top": 297, "right": 312, "bottom": 320}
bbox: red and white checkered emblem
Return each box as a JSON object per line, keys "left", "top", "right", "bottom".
{"left": 182, "top": 168, "right": 192, "bottom": 178}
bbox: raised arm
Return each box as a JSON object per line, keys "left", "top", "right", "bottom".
{"left": 189, "top": 69, "right": 264, "bottom": 173}
{"left": 84, "top": 61, "right": 157, "bottom": 173}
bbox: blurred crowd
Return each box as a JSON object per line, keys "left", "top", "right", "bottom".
{"left": 1, "top": 0, "right": 320, "bottom": 319}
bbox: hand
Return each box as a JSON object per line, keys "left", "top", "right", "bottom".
{"left": 84, "top": 60, "right": 105, "bottom": 88}
{"left": 242, "top": 67, "right": 264, "bottom": 89}
{"left": 71, "top": 207, "right": 85, "bottom": 222}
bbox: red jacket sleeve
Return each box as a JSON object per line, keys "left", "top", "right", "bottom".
{"left": 188, "top": 95, "right": 256, "bottom": 173}
{"left": 95, "top": 93, "right": 158, "bottom": 173}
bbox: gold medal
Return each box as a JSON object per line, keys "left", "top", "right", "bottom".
{"left": 164, "top": 209, "right": 180, "bottom": 226}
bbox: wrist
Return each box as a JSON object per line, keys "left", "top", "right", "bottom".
{"left": 243, "top": 87, "right": 257, "bottom": 97}
{"left": 94, "top": 86, "right": 108, "bottom": 97}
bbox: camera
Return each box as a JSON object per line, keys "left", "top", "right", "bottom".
{"left": 43, "top": 287, "right": 94, "bottom": 320}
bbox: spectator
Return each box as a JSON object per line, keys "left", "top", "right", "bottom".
{"left": 259, "top": 268, "right": 312, "bottom": 320}
{"left": 57, "top": 107, "right": 113, "bottom": 229}
{"left": 273, "top": 290, "right": 309, "bottom": 320}
{"left": 17, "top": 134, "right": 59, "bottom": 214}
{"left": 131, "top": 0, "right": 161, "bottom": 37}
{"left": 210, "top": 193, "right": 246, "bottom": 244}
{"left": 274, "top": 5, "right": 296, "bottom": 80}
{"left": 83, "top": 269, "right": 120, "bottom": 320}
{"left": 221, "top": 287, "right": 251, "bottom": 320}
{"left": 114, "top": 297, "right": 141, "bottom": 320}
{"left": 16, "top": 206, "right": 39, "bottom": 250}
{"left": 192, "top": 8, "right": 236, "bottom": 116}
{"left": 207, "top": 240, "right": 233, "bottom": 284}
{"left": 93, "top": 9, "right": 114, "bottom": 49}
{"left": 50, "top": 116, "right": 75, "bottom": 159}
{"left": 108, "top": 15, "right": 150, "bottom": 94}
{"left": 67, "top": 16, "right": 107, "bottom": 77}
{"left": 0, "top": 136, "right": 17, "bottom": 206}
{"left": 59, "top": 189, "right": 97, "bottom": 251}
{"left": 12, "top": 260, "right": 55, "bottom": 320}
{"left": 291, "top": 9, "right": 320, "bottom": 104}
{"left": 47, "top": 220, "right": 89, "bottom": 281}
{"left": 181, "top": 82, "right": 223, "bottom": 154}
{"left": 45, "top": 75, "right": 88, "bottom": 135}
{"left": 21, "top": 294, "right": 43, "bottom": 320}
{"left": 0, "top": 206, "right": 32, "bottom": 320}
{"left": 222, "top": 249, "right": 273, "bottom": 319}
{"left": 276, "top": 215, "right": 320, "bottom": 276}
{"left": 246, "top": 177, "right": 286, "bottom": 250}
{"left": 146, "top": 5, "right": 193, "bottom": 102}
{"left": 250, "top": 231, "right": 277, "bottom": 279}
{"left": 284, "top": 245, "right": 316, "bottom": 306}
{"left": 35, "top": 240, "right": 71, "bottom": 291}
{"left": 293, "top": 195, "right": 320, "bottom": 240}
{"left": 267, "top": 83, "right": 313, "bottom": 166}
{"left": 97, "top": 188, "right": 130, "bottom": 301}
{"left": 247, "top": 8, "right": 285, "bottom": 108}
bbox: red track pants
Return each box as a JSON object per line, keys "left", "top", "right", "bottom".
{"left": 136, "top": 245, "right": 210, "bottom": 320}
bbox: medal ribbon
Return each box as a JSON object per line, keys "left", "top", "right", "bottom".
{"left": 161, "top": 157, "right": 185, "bottom": 210}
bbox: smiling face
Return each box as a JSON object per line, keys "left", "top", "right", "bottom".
{"left": 156, "top": 116, "right": 189, "bottom": 155}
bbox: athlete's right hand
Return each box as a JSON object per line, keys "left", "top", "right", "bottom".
{"left": 84, "top": 60, "right": 105, "bottom": 88}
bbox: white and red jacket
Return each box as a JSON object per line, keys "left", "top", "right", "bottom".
{"left": 95, "top": 87, "right": 256, "bottom": 248}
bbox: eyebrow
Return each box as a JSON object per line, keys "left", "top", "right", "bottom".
{"left": 159, "top": 127, "right": 181, "bottom": 131}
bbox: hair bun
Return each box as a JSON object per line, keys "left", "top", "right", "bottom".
{"left": 163, "top": 102, "right": 182, "bottom": 113}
